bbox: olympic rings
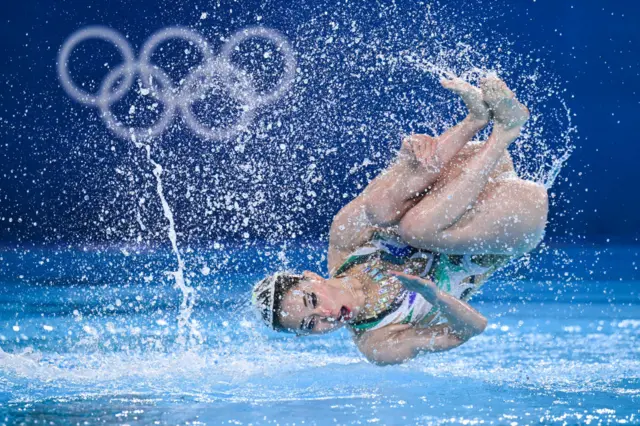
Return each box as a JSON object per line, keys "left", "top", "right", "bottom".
{"left": 220, "top": 26, "right": 297, "bottom": 106}
{"left": 180, "top": 60, "right": 257, "bottom": 141}
{"left": 58, "top": 26, "right": 136, "bottom": 106}
{"left": 98, "top": 63, "right": 177, "bottom": 141}
{"left": 57, "top": 25, "right": 296, "bottom": 141}
{"left": 138, "top": 27, "right": 214, "bottom": 105}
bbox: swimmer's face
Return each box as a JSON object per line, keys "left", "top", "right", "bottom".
{"left": 278, "top": 271, "right": 355, "bottom": 335}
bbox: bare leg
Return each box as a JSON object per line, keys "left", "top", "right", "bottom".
{"left": 363, "top": 78, "right": 490, "bottom": 226}
{"left": 398, "top": 77, "right": 547, "bottom": 255}
{"left": 435, "top": 178, "right": 548, "bottom": 254}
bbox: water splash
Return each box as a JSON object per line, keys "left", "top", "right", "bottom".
{"left": 135, "top": 140, "right": 201, "bottom": 346}
{"left": 4, "top": 0, "right": 582, "bottom": 376}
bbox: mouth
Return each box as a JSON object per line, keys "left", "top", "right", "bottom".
{"left": 338, "top": 305, "right": 352, "bottom": 322}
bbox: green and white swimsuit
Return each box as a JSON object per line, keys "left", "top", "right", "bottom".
{"left": 332, "top": 232, "right": 506, "bottom": 332}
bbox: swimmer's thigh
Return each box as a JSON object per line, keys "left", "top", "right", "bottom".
{"left": 399, "top": 178, "right": 549, "bottom": 255}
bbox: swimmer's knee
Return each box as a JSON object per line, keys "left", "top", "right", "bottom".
{"left": 364, "top": 201, "right": 402, "bottom": 227}
{"left": 397, "top": 212, "right": 435, "bottom": 248}
{"left": 524, "top": 182, "right": 549, "bottom": 229}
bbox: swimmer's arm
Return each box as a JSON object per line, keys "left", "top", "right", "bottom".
{"left": 355, "top": 323, "right": 475, "bottom": 366}
{"left": 391, "top": 271, "right": 487, "bottom": 339}
{"left": 356, "top": 272, "right": 487, "bottom": 366}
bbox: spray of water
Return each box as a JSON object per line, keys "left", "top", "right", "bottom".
{"left": 0, "top": 0, "right": 586, "bottom": 400}
{"left": 136, "top": 140, "right": 201, "bottom": 346}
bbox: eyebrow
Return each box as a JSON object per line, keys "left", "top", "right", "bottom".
{"left": 299, "top": 292, "right": 308, "bottom": 330}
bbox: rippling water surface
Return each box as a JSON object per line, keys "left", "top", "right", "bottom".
{"left": 1, "top": 245, "right": 638, "bottom": 425}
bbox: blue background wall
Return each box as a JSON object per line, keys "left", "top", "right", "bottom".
{"left": 0, "top": 0, "right": 638, "bottom": 245}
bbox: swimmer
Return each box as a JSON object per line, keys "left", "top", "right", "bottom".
{"left": 252, "top": 76, "right": 548, "bottom": 365}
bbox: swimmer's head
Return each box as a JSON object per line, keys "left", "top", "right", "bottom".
{"left": 251, "top": 271, "right": 357, "bottom": 335}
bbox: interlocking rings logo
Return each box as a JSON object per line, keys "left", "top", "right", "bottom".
{"left": 58, "top": 26, "right": 296, "bottom": 141}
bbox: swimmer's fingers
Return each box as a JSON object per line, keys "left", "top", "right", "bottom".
{"left": 406, "top": 135, "right": 436, "bottom": 167}
{"left": 388, "top": 270, "right": 427, "bottom": 284}
{"left": 400, "top": 135, "right": 416, "bottom": 159}
{"left": 413, "top": 137, "right": 426, "bottom": 160}
{"left": 389, "top": 271, "right": 438, "bottom": 297}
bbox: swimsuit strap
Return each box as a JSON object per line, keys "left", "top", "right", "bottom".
{"left": 331, "top": 231, "right": 413, "bottom": 277}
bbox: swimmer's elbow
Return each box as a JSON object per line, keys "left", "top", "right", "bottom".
{"left": 459, "top": 316, "right": 487, "bottom": 341}
{"left": 358, "top": 342, "right": 417, "bottom": 366}
{"left": 363, "top": 349, "right": 414, "bottom": 366}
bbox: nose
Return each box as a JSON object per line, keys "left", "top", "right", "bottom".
{"left": 318, "top": 307, "right": 332, "bottom": 317}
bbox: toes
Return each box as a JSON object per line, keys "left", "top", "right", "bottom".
{"left": 440, "top": 78, "right": 454, "bottom": 88}
{"left": 441, "top": 77, "right": 474, "bottom": 94}
{"left": 481, "top": 77, "right": 514, "bottom": 107}
{"left": 440, "top": 78, "right": 460, "bottom": 92}
{"left": 481, "top": 77, "right": 510, "bottom": 96}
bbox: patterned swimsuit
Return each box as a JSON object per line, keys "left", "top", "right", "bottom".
{"left": 332, "top": 232, "right": 507, "bottom": 332}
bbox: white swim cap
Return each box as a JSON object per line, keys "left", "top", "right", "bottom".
{"left": 251, "top": 271, "right": 303, "bottom": 330}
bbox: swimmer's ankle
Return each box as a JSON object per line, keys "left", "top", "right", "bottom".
{"left": 492, "top": 122, "right": 524, "bottom": 141}
{"left": 464, "top": 114, "right": 490, "bottom": 130}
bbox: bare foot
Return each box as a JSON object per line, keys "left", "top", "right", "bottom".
{"left": 441, "top": 78, "right": 491, "bottom": 125}
{"left": 480, "top": 77, "right": 530, "bottom": 130}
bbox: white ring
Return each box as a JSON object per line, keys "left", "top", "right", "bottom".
{"left": 138, "top": 26, "right": 214, "bottom": 104}
{"left": 220, "top": 26, "right": 296, "bottom": 106}
{"left": 98, "top": 64, "right": 177, "bottom": 141}
{"left": 59, "top": 25, "right": 296, "bottom": 141}
{"left": 180, "top": 60, "right": 257, "bottom": 140}
{"left": 58, "top": 26, "right": 135, "bottom": 106}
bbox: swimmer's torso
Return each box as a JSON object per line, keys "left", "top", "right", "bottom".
{"left": 333, "top": 232, "right": 508, "bottom": 332}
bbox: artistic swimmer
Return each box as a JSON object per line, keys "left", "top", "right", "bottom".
{"left": 252, "top": 77, "right": 548, "bottom": 365}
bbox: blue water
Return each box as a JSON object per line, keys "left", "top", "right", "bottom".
{"left": 0, "top": 244, "right": 638, "bottom": 425}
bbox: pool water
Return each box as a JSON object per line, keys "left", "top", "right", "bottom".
{"left": 0, "top": 244, "right": 638, "bottom": 425}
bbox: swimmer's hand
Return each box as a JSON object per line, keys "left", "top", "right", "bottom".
{"left": 391, "top": 270, "right": 487, "bottom": 342}
{"left": 389, "top": 271, "right": 438, "bottom": 298}
{"left": 399, "top": 134, "right": 439, "bottom": 171}
{"left": 441, "top": 77, "right": 491, "bottom": 125}
{"left": 356, "top": 272, "right": 486, "bottom": 366}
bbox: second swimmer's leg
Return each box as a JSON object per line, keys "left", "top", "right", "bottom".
{"left": 363, "top": 78, "right": 491, "bottom": 227}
